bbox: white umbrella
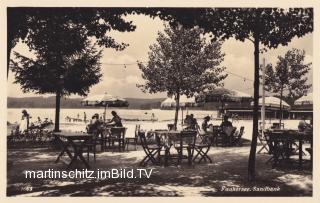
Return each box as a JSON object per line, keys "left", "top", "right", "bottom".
{"left": 294, "top": 93, "right": 312, "bottom": 105}
{"left": 160, "top": 95, "right": 196, "bottom": 108}
{"left": 251, "top": 96, "right": 290, "bottom": 109}
{"left": 160, "top": 95, "right": 197, "bottom": 125}
{"left": 82, "top": 92, "right": 128, "bottom": 121}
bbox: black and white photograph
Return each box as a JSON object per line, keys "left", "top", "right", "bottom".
{"left": 2, "top": 0, "right": 319, "bottom": 200}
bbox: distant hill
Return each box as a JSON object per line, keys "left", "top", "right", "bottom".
{"left": 7, "top": 96, "right": 166, "bottom": 109}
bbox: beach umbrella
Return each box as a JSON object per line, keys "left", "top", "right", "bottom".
{"left": 160, "top": 95, "right": 198, "bottom": 125}
{"left": 160, "top": 95, "right": 197, "bottom": 108}
{"left": 294, "top": 92, "right": 312, "bottom": 105}
{"left": 81, "top": 92, "right": 129, "bottom": 121}
{"left": 251, "top": 96, "right": 290, "bottom": 109}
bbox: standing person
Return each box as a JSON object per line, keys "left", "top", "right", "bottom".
{"left": 84, "top": 112, "right": 87, "bottom": 123}
{"left": 19, "top": 110, "right": 30, "bottom": 133}
{"left": 106, "top": 111, "right": 123, "bottom": 127}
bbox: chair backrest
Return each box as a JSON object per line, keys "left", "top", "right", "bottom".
{"left": 174, "top": 131, "right": 197, "bottom": 154}
{"left": 110, "top": 127, "right": 127, "bottom": 139}
{"left": 223, "top": 126, "right": 237, "bottom": 137}
{"left": 134, "top": 124, "right": 141, "bottom": 138}
{"left": 138, "top": 131, "right": 147, "bottom": 146}
{"left": 271, "top": 122, "right": 284, "bottom": 129}
{"left": 212, "top": 125, "right": 221, "bottom": 137}
{"left": 138, "top": 131, "right": 161, "bottom": 148}
{"left": 239, "top": 126, "right": 245, "bottom": 136}
{"left": 264, "top": 131, "right": 275, "bottom": 154}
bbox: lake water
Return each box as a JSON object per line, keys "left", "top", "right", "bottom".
{"left": 7, "top": 108, "right": 301, "bottom": 140}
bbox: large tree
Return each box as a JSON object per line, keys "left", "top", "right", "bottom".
{"left": 264, "top": 48, "right": 312, "bottom": 124}
{"left": 11, "top": 41, "right": 102, "bottom": 131}
{"left": 144, "top": 8, "right": 313, "bottom": 180}
{"left": 7, "top": 7, "right": 137, "bottom": 78}
{"left": 138, "top": 25, "right": 227, "bottom": 128}
{"left": 8, "top": 8, "right": 137, "bottom": 131}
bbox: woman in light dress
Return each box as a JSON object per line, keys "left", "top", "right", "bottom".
{"left": 19, "top": 110, "right": 30, "bottom": 134}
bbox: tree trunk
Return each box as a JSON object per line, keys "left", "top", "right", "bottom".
{"left": 7, "top": 43, "right": 12, "bottom": 79}
{"left": 174, "top": 93, "right": 180, "bottom": 130}
{"left": 54, "top": 90, "right": 61, "bottom": 132}
{"left": 279, "top": 87, "right": 283, "bottom": 127}
{"left": 248, "top": 36, "right": 260, "bottom": 181}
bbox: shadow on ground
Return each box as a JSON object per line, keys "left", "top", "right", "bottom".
{"left": 7, "top": 143, "right": 312, "bottom": 197}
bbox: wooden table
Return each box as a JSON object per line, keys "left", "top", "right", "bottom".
{"left": 268, "top": 129, "right": 312, "bottom": 168}
{"left": 54, "top": 131, "right": 93, "bottom": 169}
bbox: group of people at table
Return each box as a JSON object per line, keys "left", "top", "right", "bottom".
{"left": 183, "top": 114, "right": 233, "bottom": 131}
{"left": 86, "top": 111, "right": 123, "bottom": 133}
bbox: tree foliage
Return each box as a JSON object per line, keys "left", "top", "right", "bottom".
{"left": 11, "top": 42, "right": 102, "bottom": 96}
{"left": 7, "top": 7, "right": 138, "bottom": 77}
{"left": 264, "top": 48, "right": 311, "bottom": 100}
{"left": 8, "top": 8, "right": 139, "bottom": 131}
{"left": 138, "top": 25, "right": 227, "bottom": 127}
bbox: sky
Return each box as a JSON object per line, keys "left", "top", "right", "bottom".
{"left": 7, "top": 14, "right": 313, "bottom": 99}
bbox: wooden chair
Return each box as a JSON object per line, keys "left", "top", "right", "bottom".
{"left": 271, "top": 122, "right": 284, "bottom": 130}
{"left": 257, "top": 130, "right": 269, "bottom": 154}
{"left": 265, "top": 131, "right": 294, "bottom": 167}
{"left": 138, "top": 131, "right": 162, "bottom": 166}
{"left": 193, "top": 133, "right": 214, "bottom": 163}
{"left": 125, "top": 124, "right": 140, "bottom": 151}
{"left": 231, "top": 126, "right": 244, "bottom": 146}
{"left": 171, "top": 131, "right": 197, "bottom": 165}
{"left": 84, "top": 132, "right": 99, "bottom": 162}
{"left": 217, "top": 126, "right": 236, "bottom": 147}
{"left": 305, "top": 132, "right": 313, "bottom": 164}
{"left": 109, "top": 127, "right": 127, "bottom": 152}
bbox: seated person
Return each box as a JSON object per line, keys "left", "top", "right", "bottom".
{"left": 220, "top": 115, "right": 235, "bottom": 136}
{"left": 201, "top": 116, "right": 211, "bottom": 133}
{"left": 184, "top": 115, "right": 191, "bottom": 127}
{"left": 220, "top": 115, "right": 233, "bottom": 128}
{"left": 184, "top": 114, "right": 199, "bottom": 130}
{"left": 106, "top": 111, "right": 123, "bottom": 127}
{"left": 298, "top": 116, "right": 312, "bottom": 132}
{"left": 87, "top": 113, "right": 102, "bottom": 133}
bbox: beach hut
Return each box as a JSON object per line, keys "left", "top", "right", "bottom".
{"left": 196, "top": 88, "right": 252, "bottom": 117}
{"left": 294, "top": 92, "right": 312, "bottom": 105}
{"left": 252, "top": 96, "right": 290, "bottom": 109}
{"left": 196, "top": 88, "right": 252, "bottom": 103}
{"left": 81, "top": 92, "right": 129, "bottom": 121}
{"left": 291, "top": 93, "right": 313, "bottom": 119}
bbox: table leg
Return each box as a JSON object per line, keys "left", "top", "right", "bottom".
{"left": 67, "top": 139, "right": 91, "bottom": 169}
{"left": 55, "top": 140, "right": 73, "bottom": 163}
{"left": 299, "top": 139, "right": 302, "bottom": 169}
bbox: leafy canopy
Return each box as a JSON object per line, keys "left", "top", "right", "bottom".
{"left": 9, "top": 8, "right": 139, "bottom": 96}
{"left": 264, "top": 48, "right": 311, "bottom": 99}
{"left": 11, "top": 41, "right": 102, "bottom": 96}
{"left": 138, "top": 25, "right": 227, "bottom": 98}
